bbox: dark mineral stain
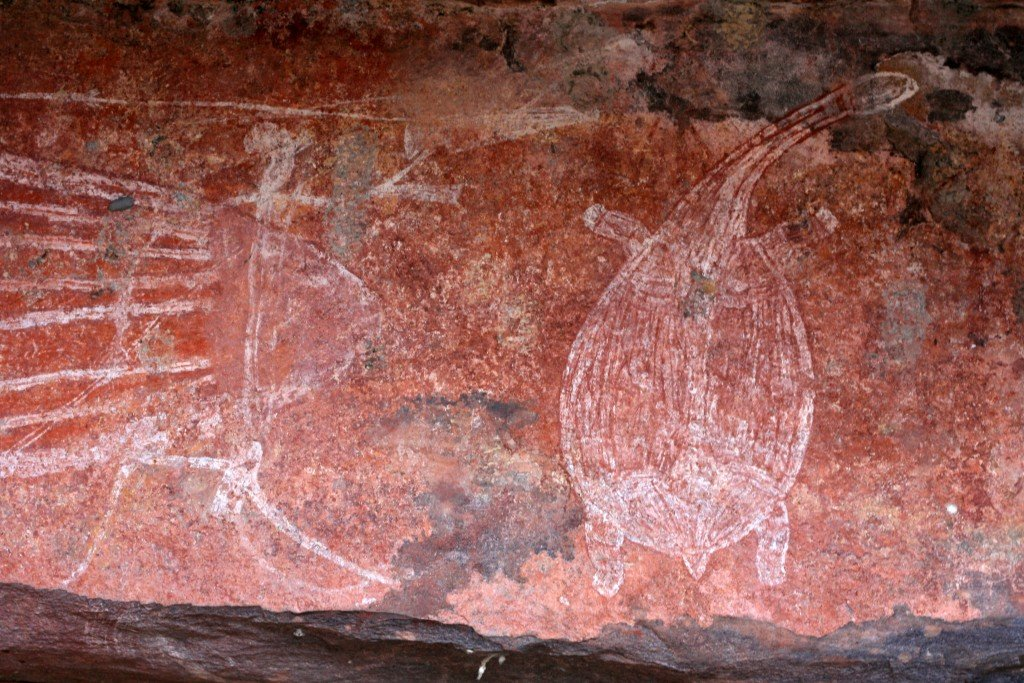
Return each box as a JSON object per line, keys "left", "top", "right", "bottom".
{"left": 959, "top": 571, "right": 1016, "bottom": 617}
{"left": 738, "top": 90, "right": 762, "bottom": 120}
{"left": 941, "top": 0, "right": 979, "bottom": 16}
{"left": 375, "top": 392, "right": 578, "bottom": 616}
{"left": 500, "top": 23, "right": 525, "bottom": 73}
{"left": 682, "top": 270, "right": 716, "bottom": 320}
{"left": 915, "top": 138, "right": 959, "bottom": 184}
{"left": 944, "top": 26, "right": 1024, "bottom": 83}
{"left": 186, "top": 3, "right": 212, "bottom": 27}
{"left": 89, "top": 286, "right": 116, "bottom": 299}
{"left": 1012, "top": 283, "right": 1024, "bottom": 325}
{"left": 915, "top": 143, "right": 992, "bottom": 246}
{"left": 897, "top": 195, "right": 930, "bottom": 235}
{"left": 633, "top": 71, "right": 691, "bottom": 124}
{"left": 626, "top": 7, "right": 951, "bottom": 123}
{"left": 882, "top": 112, "right": 994, "bottom": 247}
{"left": 463, "top": 390, "right": 538, "bottom": 429}
{"left": 925, "top": 178, "right": 990, "bottom": 246}
{"left": 830, "top": 117, "right": 887, "bottom": 153}
{"left": 362, "top": 339, "right": 385, "bottom": 371}
{"left": 764, "top": 14, "right": 832, "bottom": 54}
{"left": 103, "top": 244, "right": 124, "bottom": 262}
{"left": 384, "top": 483, "right": 583, "bottom": 616}
{"left": 275, "top": 13, "right": 310, "bottom": 49}
{"left": 620, "top": 2, "right": 687, "bottom": 27}
{"left": 397, "top": 391, "right": 538, "bottom": 432}
{"left": 111, "top": 0, "right": 155, "bottom": 24}
{"left": 452, "top": 27, "right": 500, "bottom": 52}
{"left": 330, "top": 128, "right": 376, "bottom": 258}
{"left": 622, "top": 8, "right": 650, "bottom": 25}
{"left": 927, "top": 89, "right": 974, "bottom": 122}
{"left": 27, "top": 249, "right": 48, "bottom": 270}
{"left": 108, "top": 196, "right": 135, "bottom": 212}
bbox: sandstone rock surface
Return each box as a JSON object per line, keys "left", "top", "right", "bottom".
{"left": 1, "top": 0, "right": 1023, "bottom": 678}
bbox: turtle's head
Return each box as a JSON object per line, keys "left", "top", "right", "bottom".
{"left": 846, "top": 72, "right": 919, "bottom": 116}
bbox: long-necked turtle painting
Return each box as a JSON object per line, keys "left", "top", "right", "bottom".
{"left": 561, "top": 73, "right": 919, "bottom": 596}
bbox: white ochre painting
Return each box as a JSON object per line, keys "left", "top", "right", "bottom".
{"left": 560, "top": 73, "right": 918, "bottom": 596}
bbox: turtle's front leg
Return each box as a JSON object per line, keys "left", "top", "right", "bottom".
{"left": 583, "top": 204, "right": 651, "bottom": 257}
{"left": 754, "top": 501, "right": 790, "bottom": 586}
{"left": 584, "top": 507, "right": 625, "bottom": 597}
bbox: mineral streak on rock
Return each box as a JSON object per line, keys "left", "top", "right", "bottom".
{"left": 0, "top": 0, "right": 1023, "bottom": 671}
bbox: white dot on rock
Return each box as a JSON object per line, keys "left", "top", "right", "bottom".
{"left": 945, "top": 503, "right": 958, "bottom": 515}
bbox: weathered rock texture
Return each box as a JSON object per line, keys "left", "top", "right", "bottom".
{"left": 2, "top": 582, "right": 1023, "bottom": 681}
{"left": 1, "top": 0, "right": 1023, "bottom": 678}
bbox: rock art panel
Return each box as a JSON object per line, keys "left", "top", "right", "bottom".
{"left": 1, "top": 0, "right": 1023, "bottom": 650}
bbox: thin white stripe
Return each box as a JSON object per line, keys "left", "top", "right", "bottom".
{"left": 0, "top": 270, "right": 216, "bottom": 293}
{"left": 0, "top": 358, "right": 211, "bottom": 393}
{"left": 0, "top": 299, "right": 210, "bottom": 331}
{"left": 0, "top": 234, "right": 210, "bottom": 261}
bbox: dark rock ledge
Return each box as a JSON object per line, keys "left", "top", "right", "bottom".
{"left": 0, "top": 583, "right": 1021, "bottom": 682}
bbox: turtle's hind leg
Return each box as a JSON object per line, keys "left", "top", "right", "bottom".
{"left": 585, "top": 507, "right": 625, "bottom": 597}
{"left": 755, "top": 501, "right": 790, "bottom": 586}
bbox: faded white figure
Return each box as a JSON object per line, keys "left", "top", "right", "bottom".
{"left": 560, "top": 73, "right": 919, "bottom": 596}
{"left": 0, "top": 89, "right": 598, "bottom": 598}
{"left": 0, "top": 146, "right": 395, "bottom": 593}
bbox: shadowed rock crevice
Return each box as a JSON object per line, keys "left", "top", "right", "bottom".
{"left": 1, "top": 583, "right": 1023, "bottom": 682}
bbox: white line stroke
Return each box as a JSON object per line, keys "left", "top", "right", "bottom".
{"left": 0, "top": 153, "right": 175, "bottom": 205}
{"left": 0, "top": 358, "right": 211, "bottom": 393}
{"left": 0, "top": 200, "right": 208, "bottom": 245}
{"left": 153, "top": 224, "right": 209, "bottom": 245}
{"left": 236, "top": 525, "right": 378, "bottom": 604}
{"left": 373, "top": 182, "right": 462, "bottom": 205}
{"left": 0, "top": 91, "right": 407, "bottom": 123}
{"left": 0, "top": 234, "right": 210, "bottom": 261}
{"left": 0, "top": 299, "right": 210, "bottom": 331}
{"left": 243, "top": 478, "right": 400, "bottom": 587}
{"left": 0, "top": 445, "right": 111, "bottom": 479}
{"left": 0, "top": 401, "right": 123, "bottom": 430}
{"left": 0, "top": 200, "right": 90, "bottom": 223}
{"left": 121, "top": 445, "right": 400, "bottom": 588}
{"left": 61, "top": 461, "right": 136, "bottom": 588}
{"left": 0, "top": 270, "right": 217, "bottom": 294}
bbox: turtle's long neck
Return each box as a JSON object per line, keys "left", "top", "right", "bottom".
{"left": 660, "top": 73, "right": 917, "bottom": 273}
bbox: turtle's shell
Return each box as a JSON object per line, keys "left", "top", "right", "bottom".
{"left": 560, "top": 233, "right": 813, "bottom": 557}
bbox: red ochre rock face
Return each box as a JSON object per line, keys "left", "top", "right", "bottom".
{"left": 1, "top": 0, "right": 1023, "bottom": 645}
